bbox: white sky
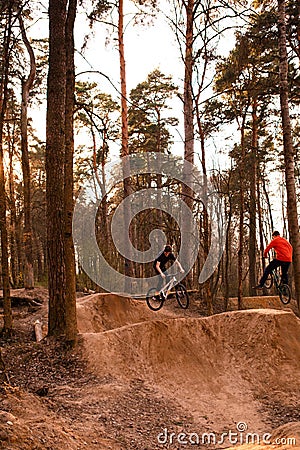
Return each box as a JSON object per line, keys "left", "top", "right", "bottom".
{"left": 29, "top": 2, "right": 237, "bottom": 163}
{"left": 73, "top": 6, "right": 184, "bottom": 91}
{"left": 76, "top": 5, "right": 240, "bottom": 166}
{"left": 26, "top": 1, "right": 289, "bottom": 232}
{"left": 30, "top": 6, "right": 186, "bottom": 152}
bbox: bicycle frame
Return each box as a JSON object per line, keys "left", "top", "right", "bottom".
{"left": 272, "top": 269, "right": 281, "bottom": 289}
{"left": 159, "top": 275, "right": 177, "bottom": 299}
{"left": 146, "top": 272, "right": 189, "bottom": 311}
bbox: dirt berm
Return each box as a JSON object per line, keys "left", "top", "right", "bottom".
{"left": 77, "top": 294, "right": 300, "bottom": 447}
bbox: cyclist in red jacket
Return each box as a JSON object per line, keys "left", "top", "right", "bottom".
{"left": 254, "top": 231, "right": 293, "bottom": 289}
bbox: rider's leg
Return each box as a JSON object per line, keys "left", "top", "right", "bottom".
{"left": 279, "top": 261, "right": 290, "bottom": 285}
{"left": 155, "top": 268, "right": 167, "bottom": 291}
{"left": 259, "top": 259, "right": 281, "bottom": 287}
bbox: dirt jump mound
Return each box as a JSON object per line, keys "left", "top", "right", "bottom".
{"left": 82, "top": 306, "right": 300, "bottom": 440}
{"left": 76, "top": 293, "right": 177, "bottom": 332}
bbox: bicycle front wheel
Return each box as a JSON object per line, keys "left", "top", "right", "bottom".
{"left": 146, "top": 288, "right": 164, "bottom": 311}
{"left": 279, "top": 284, "right": 291, "bottom": 305}
{"left": 175, "top": 284, "right": 189, "bottom": 309}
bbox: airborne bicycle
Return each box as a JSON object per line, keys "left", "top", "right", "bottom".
{"left": 146, "top": 273, "right": 189, "bottom": 311}
{"left": 264, "top": 268, "right": 291, "bottom": 305}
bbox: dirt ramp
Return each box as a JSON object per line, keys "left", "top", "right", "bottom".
{"left": 82, "top": 309, "right": 300, "bottom": 433}
{"left": 228, "top": 295, "right": 299, "bottom": 315}
{"left": 82, "top": 309, "right": 300, "bottom": 388}
{"left": 77, "top": 293, "right": 176, "bottom": 333}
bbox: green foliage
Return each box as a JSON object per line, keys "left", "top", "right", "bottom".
{"left": 75, "top": 80, "right": 120, "bottom": 166}
{"left": 128, "top": 69, "right": 179, "bottom": 154}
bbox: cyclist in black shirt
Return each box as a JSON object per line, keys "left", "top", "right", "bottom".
{"left": 153, "top": 245, "right": 184, "bottom": 291}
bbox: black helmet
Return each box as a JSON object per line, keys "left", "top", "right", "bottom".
{"left": 272, "top": 231, "right": 280, "bottom": 237}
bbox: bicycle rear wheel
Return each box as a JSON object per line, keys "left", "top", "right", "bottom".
{"left": 146, "top": 288, "right": 164, "bottom": 311}
{"left": 279, "top": 284, "right": 291, "bottom": 305}
{"left": 175, "top": 284, "right": 189, "bottom": 309}
{"left": 264, "top": 274, "right": 273, "bottom": 289}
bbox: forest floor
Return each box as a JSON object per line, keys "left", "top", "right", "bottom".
{"left": 0, "top": 288, "right": 300, "bottom": 450}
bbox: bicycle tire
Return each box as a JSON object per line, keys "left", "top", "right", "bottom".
{"left": 279, "top": 284, "right": 291, "bottom": 305}
{"left": 175, "top": 284, "right": 189, "bottom": 309}
{"left": 264, "top": 274, "right": 273, "bottom": 289}
{"left": 146, "top": 287, "right": 164, "bottom": 311}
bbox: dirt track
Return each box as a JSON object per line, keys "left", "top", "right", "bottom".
{"left": 1, "top": 291, "right": 300, "bottom": 449}
{"left": 77, "top": 294, "right": 300, "bottom": 448}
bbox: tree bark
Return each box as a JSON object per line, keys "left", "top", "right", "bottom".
{"left": 7, "top": 120, "right": 20, "bottom": 287}
{"left": 261, "top": 176, "right": 274, "bottom": 233}
{"left": 197, "top": 115, "right": 213, "bottom": 313}
{"left": 278, "top": 0, "right": 300, "bottom": 311}
{"left": 118, "top": 0, "right": 134, "bottom": 290}
{"left": 46, "top": 0, "right": 67, "bottom": 336}
{"left": 249, "top": 97, "right": 258, "bottom": 296}
{"left": 0, "top": 3, "right": 12, "bottom": 334}
{"left": 257, "top": 178, "right": 265, "bottom": 266}
{"left": 64, "top": 0, "right": 78, "bottom": 344}
{"left": 19, "top": 14, "right": 36, "bottom": 290}
{"left": 181, "top": 0, "right": 194, "bottom": 287}
{"left": 237, "top": 115, "right": 247, "bottom": 309}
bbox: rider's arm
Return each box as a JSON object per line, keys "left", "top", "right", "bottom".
{"left": 175, "top": 259, "right": 184, "bottom": 273}
{"left": 155, "top": 261, "right": 165, "bottom": 277}
{"left": 264, "top": 241, "right": 275, "bottom": 258}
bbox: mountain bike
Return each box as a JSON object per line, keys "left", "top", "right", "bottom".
{"left": 264, "top": 268, "right": 291, "bottom": 304}
{"left": 146, "top": 273, "right": 189, "bottom": 311}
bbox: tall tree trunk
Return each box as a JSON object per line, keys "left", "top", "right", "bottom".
{"left": 238, "top": 115, "right": 247, "bottom": 309}
{"left": 0, "top": 4, "right": 12, "bottom": 334}
{"left": 7, "top": 120, "right": 17, "bottom": 287}
{"left": 249, "top": 97, "right": 258, "bottom": 296}
{"left": 197, "top": 116, "right": 213, "bottom": 313}
{"left": 19, "top": 14, "right": 36, "bottom": 290}
{"left": 46, "top": 0, "right": 67, "bottom": 337}
{"left": 278, "top": 0, "right": 300, "bottom": 311}
{"left": 118, "top": 0, "right": 134, "bottom": 290}
{"left": 261, "top": 176, "right": 274, "bottom": 233}
{"left": 224, "top": 178, "right": 233, "bottom": 311}
{"left": 64, "top": 0, "right": 78, "bottom": 344}
{"left": 257, "top": 178, "right": 265, "bottom": 271}
{"left": 93, "top": 135, "right": 110, "bottom": 278}
{"left": 181, "top": 0, "right": 194, "bottom": 287}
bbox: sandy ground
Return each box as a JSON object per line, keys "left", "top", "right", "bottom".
{"left": 0, "top": 289, "right": 300, "bottom": 449}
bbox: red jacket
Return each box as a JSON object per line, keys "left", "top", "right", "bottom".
{"left": 264, "top": 236, "right": 293, "bottom": 262}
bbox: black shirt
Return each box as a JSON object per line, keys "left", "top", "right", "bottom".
{"left": 154, "top": 252, "right": 176, "bottom": 271}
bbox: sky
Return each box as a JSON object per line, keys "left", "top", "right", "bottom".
{"left": 29, "top": 5, "right": 183, "bottom": 152}
{"left": 26, "top": 1, "right": 288, "bottom": 234}
{"left": 29, "top": 1, "right": 238, "bottom": 166}
{"left": 75, "top": 10, "right": 182, "bottom": 91}
{"left": 29, "top": 0, "right": 289, "bottom": 235}
{"left": 83, "top": 6, "right": 241, "bottom": 166}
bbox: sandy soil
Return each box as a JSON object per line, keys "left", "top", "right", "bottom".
{"left": 0, "top": 289, "right": 300, "bottom": 450}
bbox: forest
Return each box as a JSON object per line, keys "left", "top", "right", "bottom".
{"left": 1, "top": 0, "right": 300, "bottom": 343}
